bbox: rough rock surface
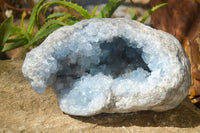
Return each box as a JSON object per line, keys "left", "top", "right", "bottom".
{"left": 0, "top": 60, "right": 200, "bottom": 133}
{"left": 22, "top": 18, "right": 191, "bottom": 116}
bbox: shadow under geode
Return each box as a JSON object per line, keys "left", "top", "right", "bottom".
{"left": 69, "top": 98, "right": 200, "bottom": 128}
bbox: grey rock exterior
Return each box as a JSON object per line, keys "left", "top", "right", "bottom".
{"left": 22, "top": 18, "right": 191, "bottom": 116}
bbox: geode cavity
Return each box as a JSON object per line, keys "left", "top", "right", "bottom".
{"left": 22, "top": 18, "right": 191, "bottom": 116}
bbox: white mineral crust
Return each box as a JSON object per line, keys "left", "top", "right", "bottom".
{"left": 22, "top": 18, "right": 191, "bottom": 116}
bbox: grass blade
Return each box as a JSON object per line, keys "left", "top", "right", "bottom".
{"left": 22, "top": 24, "right": 62, "bottom": 58}
{"left": 21, "top": 11, "right": 26, "bottom": 28}
{"left": 43, "top": 4, "right": 52, "bottom": 15}
{"left": 140, "top": 3, "right": 168, "bottom": 23}
{"left": 28, "top": 0, "right": 45, "bottom": 34}
{"left": 37, "top": 1, "right": 91, "bottom": 28}
{"left": 127, "top": 8, "right": 138, "bottom": 20}
{"left": 22, "top": 28, "right": 31, "bottom": 41}
{"left": 57, "top": 14, "right": 78, "bottom": 22}
{"left": 46, "top": 12, "right": 69, "bottom": 20}
{"left": 10, "top": 26, "right": 23, "bottom": 36}
{"left": 21, "top": 11, "right": 31, "bottom": 41}
{"left": 91, "top": 5, "right": 98, "bottom": 18}
{"left": 35, "top": 20, "right": 66, "bottom": 36}
{"left": 6, "top": 36, "right": 26, "bottom": 43}
{"left": 1, "top": 39, "right": 28, "bottom": 53}
{"left": 0, "top": 16, "right": 13, "bottom": 50}
{"left": 65, "top": 20, "right": 79, "bottom": 25}
{"left": 97, "top": 0, "right": 125, "bottom": 18}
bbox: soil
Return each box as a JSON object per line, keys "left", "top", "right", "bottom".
{"left": 0, "top": 60, "right": 200, "bottom": 133}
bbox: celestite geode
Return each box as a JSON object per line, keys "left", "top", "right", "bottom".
{"left": 22, "top": 18, "right": 191, "bottom": 116}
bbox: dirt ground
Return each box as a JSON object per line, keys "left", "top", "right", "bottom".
{"left": 0, "top": 60, "right": 200, "bottom": 133}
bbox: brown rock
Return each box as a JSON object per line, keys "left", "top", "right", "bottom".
{"left": 151, "top": 0, "right": 200, "bottom": 105}
{"left": 151, "top": 0, "right": 199, "bottom": 42}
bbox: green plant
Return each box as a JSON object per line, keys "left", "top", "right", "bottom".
{"left": 0, "top": 0, "right": 126, "bottom": 58}
{"left": 96, "top": 0, "right": 125, "bottom": 18}
{"left": 0, "top": 16, "right": 13, "bottom": 52}
{"left": 127, "top": 3, "right": 168, "bottom": 23}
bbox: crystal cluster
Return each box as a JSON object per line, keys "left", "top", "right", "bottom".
{"left": 22, "top": 18, "right": 191, "bottom": 116}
